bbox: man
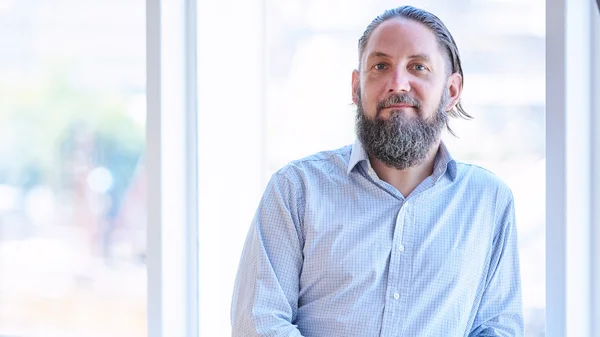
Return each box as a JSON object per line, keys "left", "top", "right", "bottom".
{"left": 231, "top": 5, "right": 523, "bottom": 337}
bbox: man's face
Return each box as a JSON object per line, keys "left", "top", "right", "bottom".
{"left": 352, "top": 17, "right": 461, "bottom": 169}
{"left": 353, "top": 17, "right": 451, "bottom": 121}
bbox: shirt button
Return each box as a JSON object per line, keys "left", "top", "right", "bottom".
{"left": 397, "top": 244, "right": 405, "bottom": 252}
{"left": 393, "top": 292, "right": 400, "bottom": 300}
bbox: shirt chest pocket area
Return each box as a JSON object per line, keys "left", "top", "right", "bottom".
{"left": 300, "top": 220, "right": 394, "bottom": 292}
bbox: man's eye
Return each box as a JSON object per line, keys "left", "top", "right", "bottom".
{"left": 413, "top": 64, "right": 427, "bottom": 71}
{"left": 374, "top": 63, "right": 387, "bottom": 70}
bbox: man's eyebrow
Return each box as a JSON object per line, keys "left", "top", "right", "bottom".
{"left": 366, "top": 51, "right": 432, "bottom": 62}
{"left": 366, "top": 51, "right": 392, "bottom": 59}
{"left": 408, "top": 53, "right": 432, "bottom": 62}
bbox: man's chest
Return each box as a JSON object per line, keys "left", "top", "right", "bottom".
{"left": 298, "top": 189, "right": 495, "bottom": 308}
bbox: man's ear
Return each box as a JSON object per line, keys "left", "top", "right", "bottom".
{"left": 352, "top": 69, "right": 360, "bottom": 105}
{"left": 446, "top": 72, "right": 462, "bottom": 111}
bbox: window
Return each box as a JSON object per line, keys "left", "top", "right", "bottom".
{"left": 0, "top": 1, "right": 147, "bottom": 336}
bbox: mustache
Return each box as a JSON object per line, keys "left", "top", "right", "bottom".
{"left": 376, "top": 93, "right": 421, "bottom": 112}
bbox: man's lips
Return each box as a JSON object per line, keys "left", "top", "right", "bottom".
{"left": 383, "top": 104, "right": 415, "bottom": 109}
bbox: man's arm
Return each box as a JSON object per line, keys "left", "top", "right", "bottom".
{"left": 469, "top": 193, "right": 524, "bottom": 337}
{"left": 231, "top": 170, "right": 305, "bottom": 337}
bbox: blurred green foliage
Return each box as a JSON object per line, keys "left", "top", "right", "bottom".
{"left": 0, "top": 69, "right": 145, "bottom": 189}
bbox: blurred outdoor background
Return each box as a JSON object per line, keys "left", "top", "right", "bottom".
{"left": 0, "top": 0, "right": 147, "bottom": 336}
{"left": 0, "top": 0, "right": 544, "bottom": 336}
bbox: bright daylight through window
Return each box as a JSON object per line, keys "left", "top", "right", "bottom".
{"left": 0, "top": 1, "right": 147, "bottom": 336}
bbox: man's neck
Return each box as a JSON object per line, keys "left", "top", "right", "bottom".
{"left": 369, "top": 141, "right": 440, "bottom": 198}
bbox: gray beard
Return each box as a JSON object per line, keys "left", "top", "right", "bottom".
{"left": 355, "top": 89, "right": 449, "bottom": 170}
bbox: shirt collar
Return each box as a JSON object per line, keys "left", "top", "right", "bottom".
{"left": 347, "top": 139, "right": 457, "bottom": 181}
{"left": 434, "top": 141, "right": 457, "bottom": 182}
{"left": 347, "top": 139, "right": 369, "bottom": 175}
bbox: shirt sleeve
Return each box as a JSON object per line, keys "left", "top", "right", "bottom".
{"left": 231, "top": 169, "right": 305, "bottom": 337}
{"left": 469, "top": 192, "right": 525, "bottom": 337}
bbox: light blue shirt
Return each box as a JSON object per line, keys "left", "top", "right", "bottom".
{"left": 231, "top": 141, "right": 523, "bottom": 336}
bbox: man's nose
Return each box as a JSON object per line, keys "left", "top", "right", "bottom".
{"left": 388, "top": 69, "right": 411, "bottom": 93}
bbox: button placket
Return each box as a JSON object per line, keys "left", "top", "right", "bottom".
{"left": 395, "top": 204, "right": 407, "bottom": 252}
{"left": 380, "top": 201, "right": 410, "bottom": 336}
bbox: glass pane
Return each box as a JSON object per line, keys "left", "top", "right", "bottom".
{"left": 0, "top": 1, "right": 147, "bottom": 336}
{"left": 265, "top": 0, "right": 545, "bottom": 336}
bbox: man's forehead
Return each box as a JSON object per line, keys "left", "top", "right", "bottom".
{"left": 363, "top": 17, "right": 440, "bottom": 59}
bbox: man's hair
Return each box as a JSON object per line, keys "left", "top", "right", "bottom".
{"left": 358, "top": 6, "right": 472, "bottom": 130}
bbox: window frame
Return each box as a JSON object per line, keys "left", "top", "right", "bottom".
{"left": 146, "top": 0, "right": 199, "bottom": 336}
{"left": 546, "top": 0, "right": 598, "bottom": 336}
{"left": 592, "top": 1, "right": 600, "bottom": 336}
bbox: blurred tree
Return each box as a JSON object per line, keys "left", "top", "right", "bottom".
{"left": 0, "top": 68, "right": 144, "bottom": 191}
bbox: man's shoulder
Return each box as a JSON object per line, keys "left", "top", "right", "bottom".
{"left": 273, "top": 144, "right": 353, "bottom": 182}
{"left": 454, "top": 161, "right": 513, "bottom": 199}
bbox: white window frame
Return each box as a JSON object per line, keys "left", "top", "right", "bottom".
{"left": 147, "top": 0, "right": 267, "bottom": 334}
{"left": 546, "top": 0, "right": 599, "bottom": 336}
{"left": 146, "top": 0, "right": 199, "bottom": 336}
{"left": 592, "top": 1, "right": 600, "bottom": 335}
